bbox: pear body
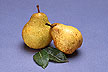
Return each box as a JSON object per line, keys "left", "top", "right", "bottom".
{"left": 22, "top": 13, "right": 52, "bottom": 49}
{"left": 50, "top": 23, "right": 83, "bottom": 54}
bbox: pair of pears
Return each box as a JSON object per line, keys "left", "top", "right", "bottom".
{"left": 22, "top": 5, "right": 83, "bottom": 54}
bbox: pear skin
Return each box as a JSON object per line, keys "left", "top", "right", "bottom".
{"left": 22, "top": 5, "right": 52, "bottom": 49}
{"left": 47, "top": 23, "right": 83, "bottom": 54}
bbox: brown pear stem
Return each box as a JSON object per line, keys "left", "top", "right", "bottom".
{"left": 37, "top": 5, "right": 40, "bottom": 13}
{"left": 46, "top": 23, "right": 57, "bottom": 28}
{"left": 45, "top": 23, "right": 53, "bottom": 28}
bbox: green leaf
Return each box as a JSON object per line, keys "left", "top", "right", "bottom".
{"left": 45, "top": 47, "right": 68, "bottom": 63}
{"left": 33, "top": 49, "right": 49, "bottom": 69}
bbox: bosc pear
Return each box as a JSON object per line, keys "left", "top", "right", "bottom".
{"left": 22, "top": 5, "right": 52, "bottom": 49}
{"left": 46, "top": 23, "right": 83, "bottom": 54}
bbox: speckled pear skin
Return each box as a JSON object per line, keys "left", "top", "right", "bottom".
{"left": 50, "top": 23, "right": 83, "bottom": 54}
{"left": 22, "top": 13, "right": 52, "bottom": 49}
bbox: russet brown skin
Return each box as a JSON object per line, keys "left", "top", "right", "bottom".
{"left": 47, "top": 23, "right": 83, "bottom": 54}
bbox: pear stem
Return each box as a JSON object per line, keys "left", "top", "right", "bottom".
{"left": 45, "top": 23, "right": 53, "bottom": 28}
{"left": 37, "top": 5, "right": 40, "bottom": 13}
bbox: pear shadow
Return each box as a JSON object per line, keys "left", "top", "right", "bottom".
{"left": 66, "top": 50, "right": 80, "bottom": 59}
{"left": 20, "top": 41, "right": 54, "bottom": 53}
{"left": 20, "top": 42, "right": 40, "bottom": 53}
{"left": 24, "top": 43, "right": 40, "bottom": 52}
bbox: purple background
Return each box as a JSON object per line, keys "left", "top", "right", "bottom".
{"left": 0, "top": 0, "right": 108, "bottom": 72}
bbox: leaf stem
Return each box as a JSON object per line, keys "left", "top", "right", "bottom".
{"left": 39, "top": 52, "right": 42, "bottom": 58}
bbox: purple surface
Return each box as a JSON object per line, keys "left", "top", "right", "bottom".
{"left": 0, "top": 0, "right": 108, "bottom": 72}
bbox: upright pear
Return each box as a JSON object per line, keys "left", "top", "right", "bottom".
{"left": 22, "top": 5, "right": 52, "bottom": 49}
{"left": 46, "top": 23, "right": 83, "bottom": 54}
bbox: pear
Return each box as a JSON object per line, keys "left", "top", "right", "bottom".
{"left": 22, "top": 5, "right": 52, "bottom": 49}
{"left": 46, "top": 23, "right": 83, "bottom": 54}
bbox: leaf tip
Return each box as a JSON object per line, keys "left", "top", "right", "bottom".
{"left": 42, "top": 66, "right": 46, "bottom": 69}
